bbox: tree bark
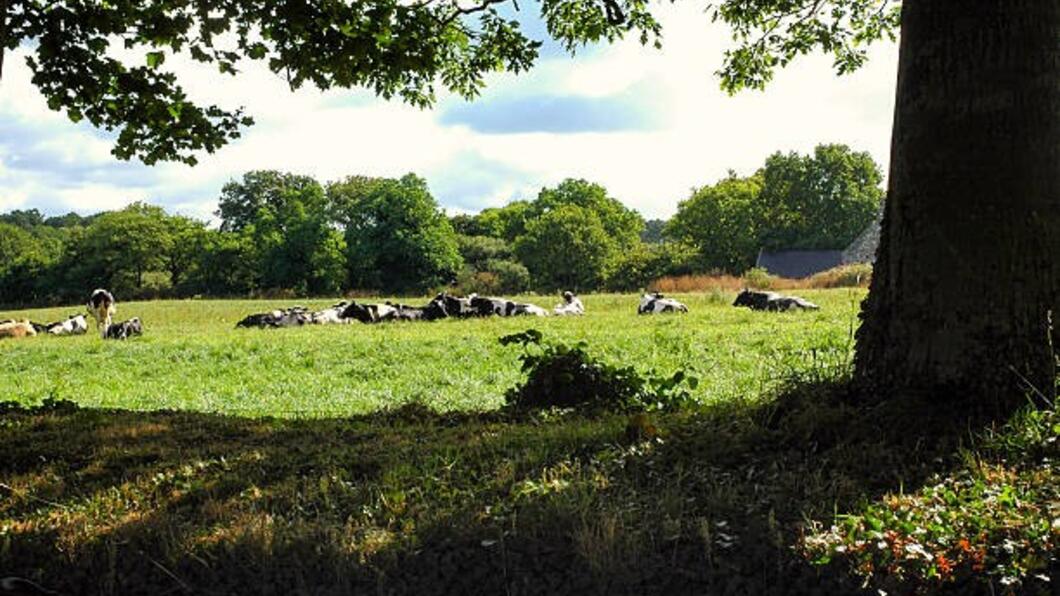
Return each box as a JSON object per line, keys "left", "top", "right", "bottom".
{"left": 856, "top": 0, "right": 1060, "bottom": 409}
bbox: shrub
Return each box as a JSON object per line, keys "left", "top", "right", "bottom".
{"left": 742, "top": 267, "right": 775, "bottom": 290}
{"left": 484, "top": 258, "right": 531, "bottom": 294}
{"left": 500, "top": 330, "right": 697, "bottom": 413}
{"left": 804, "top": 263, "right": 872, "bottom": 288}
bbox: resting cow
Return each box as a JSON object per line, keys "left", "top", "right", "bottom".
{"left": 553, "top": 291, "right": 585, "bottom": 316}
{"left": 235, "top": 306, "right": 312, "bottom": 328}
{"left": 732, "top": 289, "right": 819, "bottom": 312}
{"left": 87, "top": 288, "right": 116, "bottom": 338}
{"left": 104, "top": 317, "right": 143, "bottom": 340}
{"left": 44, "top": 314, "right": 89, "bottom": 336}
{"left": 311, "top": 301, "right": 352, "bottom": 324}
{"left": 638, "top": 293, "right": 688, "bottom": 314}
{"left": 470, "top": 295, "right": 548, "bottom": 317}
{"left": 0, "top": 320, "right": 37, "bottom": 339}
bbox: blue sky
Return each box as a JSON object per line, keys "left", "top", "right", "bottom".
{"left": 0, "top": 5, "right": 898, "bottom": 222}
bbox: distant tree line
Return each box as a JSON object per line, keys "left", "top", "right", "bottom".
{"left": 0, "top": 144, "right": 882, "bottom": 306}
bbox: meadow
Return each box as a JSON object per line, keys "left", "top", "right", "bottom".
{"left": 1, "top": 290, "right": 1055, "bottom": 595}
{"left": 0, "top": 290, "right": 863, "bottom": 416}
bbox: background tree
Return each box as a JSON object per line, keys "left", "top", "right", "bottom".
{"left": 218, "top": 170, "right": 346, "bottom": 294}
{"left": 528, "top": 179, "right": 644, "bottom": 250}
{"left": 64, "top": 203, "right": 174, "bottom": 296}
{"left": 666, "top": 173, "right": 763, "bottom": 274}
{"left": 756, "top": 144, "right": 883, "bottom": 251}
{"left": 341, "top": 174, "right": 462, "bottom": 294}
{"left": 515, "top": 205, "right": 615, "bottom": 291}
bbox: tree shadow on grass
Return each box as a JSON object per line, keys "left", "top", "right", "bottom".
{"left": 0, "top": 388, "right": 1021, "bottom": 596}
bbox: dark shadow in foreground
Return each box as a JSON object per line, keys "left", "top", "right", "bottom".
{"left": 0, "top": 386, "right": 1052, "bottom": 595}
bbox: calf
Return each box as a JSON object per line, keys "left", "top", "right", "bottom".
{"left": 553, "top": 291, "right": 585, "bottom": 316}
{"left": 45, "top": 314, "right": 89, "bottom": 336}
{"left": 0, "top": 320, "right": 37, "bottom": 339}
{"left": 104, "top": 317, "right": 143, "bottom": 340}
{"left": 638, "top": 293, "right": 688, "bottom": 314}
{"left": 733, "top": 289, "right": 819, "bottom": 312}
{"left": 87, "top": 288, "right": 116, "bottom": 338}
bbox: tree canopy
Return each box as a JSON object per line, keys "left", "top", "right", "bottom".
{"left": 1, "top": 0, "right": 899, "bottom": 164}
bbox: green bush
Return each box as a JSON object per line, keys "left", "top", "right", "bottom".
{"left": 742, "top": 266, "right": 775, "bottom": 290}
{"left": 500, "top": 330, "right": 697, "bottom": 413}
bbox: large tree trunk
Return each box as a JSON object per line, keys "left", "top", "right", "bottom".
{"left": 856, "top": 0, "right": 1060, "bottom": 409}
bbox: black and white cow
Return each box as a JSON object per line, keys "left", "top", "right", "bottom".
{"left": 87, "top": 288, "right": 116, "bottom": 338}
{"left": 44, "top": 314, "right": 88, "bottom": 336}
{"left": 553, "top": 291, "right": 585, "bottom": 316}
{"left": 637, "top": 293, "right": 688, "bottom": 314}
{"left": 104, "top": 317, "right": 143, "bottom": 340}
{"left": 733, "top": 289, "right": 819, "bottom": 312}
{"left": 311, "top": 301, "right": 352, "bottom": 324}
{"left": 469, "top": 295, "right": 548, "bottom": 317}
{"left": 235, "top": 306, "right": 312, "bottom": 328}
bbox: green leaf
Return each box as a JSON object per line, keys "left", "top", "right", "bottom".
{"left": 146, "top": 51, "right": 166, "bottom": 68}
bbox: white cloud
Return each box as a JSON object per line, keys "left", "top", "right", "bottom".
{"left": 0, "top": 5, "right": 898, "bottom": 221}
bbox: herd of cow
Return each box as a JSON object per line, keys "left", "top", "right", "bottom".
{"left": 0, "top": 287, "right": 820, "bottom": 339}
{"left": 0, "top": 289, "right": 142, "bottom": 340}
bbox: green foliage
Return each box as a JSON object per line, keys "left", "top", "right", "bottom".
{"left": 342, "top": 174, "right": 462, "bottom": 293}
{"left": 640, "top": 218, "right": 667, "bottom": 243}
{"left": 457, "top": 234, "right": 513, "bottom": 269}
{"left": 65, "top": 202, "right": 175, "bottom": 296}
{"left": 667, "top": 173, "right": 763, "bottom": 273}
{"left": 742, "top": 267, "right": 775, "bottom": 290}
{"left": 604, "top": 241, "right": 698, "bottom": 291}
{"left": 217, "top": 171, "right": 346, "bottom": 294}
{"left": 515, "top": 204, "right": 615, "bottom": 291}
{"left": 500, "top": 330, "right": 697, "bottom": 413}
{"left": 802, "top": 402, "right": 1060, "bottom": 592}
{"left": 667, "top": 145, "right": 883, "bottom": 274}
{"left": 483, "top": 258, "right": 531, "bottom": 294}
{"left": 756, "top": 144, "right": 884, "bottom": 251}
{"left": 530, "top": 179, "right": 644, "bottom": 250}
{"left": 712, "top": 0, "right": 901, "bottom": 93}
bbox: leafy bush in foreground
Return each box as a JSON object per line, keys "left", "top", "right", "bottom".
{"left": 500, "top": 329, "right": 697, "bottom": 413}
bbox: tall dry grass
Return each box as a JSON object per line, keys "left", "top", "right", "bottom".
{"left": 649, "top": 263, "right": 872, "bottom": 293}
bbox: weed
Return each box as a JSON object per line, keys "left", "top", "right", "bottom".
{"left": 500, "top": 330, "right": 697, "bottom": 413}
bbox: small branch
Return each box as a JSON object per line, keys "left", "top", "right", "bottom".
{"left": 439, "top": 0, "right": 510, "bottom": 26}
{"left": 0, "top": 482, "right": 68, "bottom": 510}
{"left": 0, "top": 0, "right": 8, "bottom": 83}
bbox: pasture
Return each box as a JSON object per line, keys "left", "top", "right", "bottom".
{"left": 0, "top": 291, "right": 862, "bottom": 416}
{"left": 2, "top": 290, "right": 1054, "bottom": 594}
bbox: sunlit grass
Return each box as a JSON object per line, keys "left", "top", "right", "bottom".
{"left": 1, "top": 290, "right": 865, "bottom": 417}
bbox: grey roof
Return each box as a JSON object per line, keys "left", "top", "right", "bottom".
{"left": 842, "top": 206, "right": 883, "bottom": 264}
{"left": 756, "top": 250, "right": 844, "bottom": 279}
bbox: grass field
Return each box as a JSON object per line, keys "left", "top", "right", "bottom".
{"left": 1, "top": 290, "right": 863, "bottom": 416}
{"left": 2, "top": 290, "right": 1055, "bottom": 595}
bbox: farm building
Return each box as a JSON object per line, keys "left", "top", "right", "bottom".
{"left": 755, "top": 250, "right": 845, "bottom": 279}
{"left": 756, "top": 208, "right": 883, "bottom": 278}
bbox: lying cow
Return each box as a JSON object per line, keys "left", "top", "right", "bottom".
{"left": 553, "top": 291, "right": 585, "bottom": 316}
{"left": 470, "top": 295, "right": 548, "bottom": 317}
{"left": 104, "top": 317, "right": 142, "bottom": 340}
{"left": 43, "top": 314, "right": 89, "bottom": 336}
{"left": 235, "top": 306, "right": 312, "bottom": 328}
{"left": 311, "top": 301, "right": 352, "bottom": 324}
{"left": 0, "top": 320, "right": 37, "bottom": 339}
{"left": 341, "top": 301, "right": 398, "bottom": 324}
{"left": 638, "top": 293, "right": 688, "bottom": 314}
{"left": 87, "top": 288, "right": 116, "bottom": 338}
{"left": 732, "top": 289, "right": 819, "bottom": 312}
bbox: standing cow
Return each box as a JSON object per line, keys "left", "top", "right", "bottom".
{"left": 87, "top": 289, "right": 116, "bottom": 338}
